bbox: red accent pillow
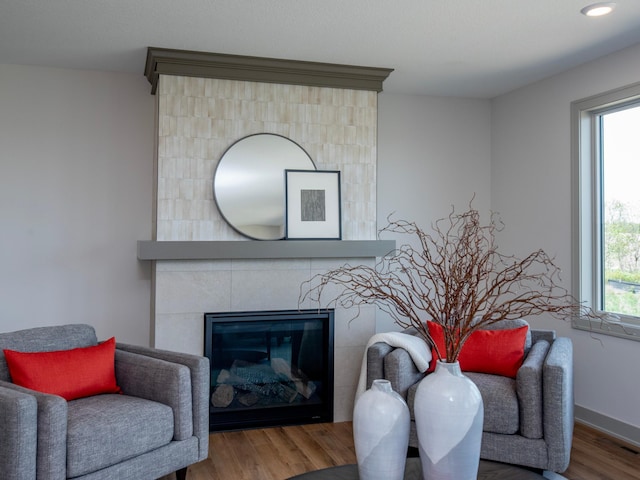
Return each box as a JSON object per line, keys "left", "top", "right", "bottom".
{"left": 426, "top": 321, "right": 528, "bottom": 378}
{"left": 3, "top": 337, "right": 122, "bottom": 400}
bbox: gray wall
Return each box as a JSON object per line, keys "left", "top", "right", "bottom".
{"left": 0, "top": 64, "right": 154, "bottom": 344}
{"left": 491, "top": 42, "right": 640, "bottom": 435}
{"left": 376, "top": 92, "right": 492, "bottom": 331}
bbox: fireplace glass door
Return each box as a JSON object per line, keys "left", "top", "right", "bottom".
{"left": 204, "top": 309, "right": 334, "bottom": 431}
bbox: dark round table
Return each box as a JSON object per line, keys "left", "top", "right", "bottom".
{"left": 288, "top": 457, "right": 548, "bottom": 479}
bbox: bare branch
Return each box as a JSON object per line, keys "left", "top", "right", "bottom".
{"left": 300, "top": 202, "right": 597, "bottom": 363}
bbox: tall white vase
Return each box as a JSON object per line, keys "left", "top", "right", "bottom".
{"left": 353, "top": 379, "right": 410, "bottom": 480}
{"left": 414, "top": 361, "right": 484, "bottom": 480}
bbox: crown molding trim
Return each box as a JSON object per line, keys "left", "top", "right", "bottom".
{"left": 144, "top": 47, "right": 393, "bottom": 94}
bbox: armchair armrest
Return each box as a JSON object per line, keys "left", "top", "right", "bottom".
{"left": 543, "top": 337, "right": 574, "bottom": 473}
{"left": 0, "top": 384, "right": 37, "bottom": 480}
{"left": 531, "top": 329, "right": 556, "bottom": 344}
{"left": 366, "top": 328, "right": 427, "bottom": 399}
{"left": 366, "top": 342, "right": 394, "bottom": 388}
{"left": 516, "top": 340, "right": 550, "bottom": 438}
{"left": 0, "top": 380, "right": 67, "bottom": 480}
{"left": 115, "top": 344, "right": 210, "bottom": 461}
{"left": 383, "top": 347, "right": 425, "bottom": 400}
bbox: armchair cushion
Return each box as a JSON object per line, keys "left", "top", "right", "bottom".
{"left": 66, "top": 394, "right": 174, "bottom": 478}
{"left": 407, "top": 372, "right": 520, "bottom": 435}
{"left": 466, "top": 372, "right": 519, "bottom": 434}
{"left": 3, "top": 337, "right": 121, "bottom": 401}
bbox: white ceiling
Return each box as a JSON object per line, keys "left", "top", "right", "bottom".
{"left": 2, "top": 0, "right": 640, "bottom": 98}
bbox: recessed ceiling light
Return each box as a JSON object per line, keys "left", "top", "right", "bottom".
{"left": 581, "top": 2, "right": 616, "bottom": 17}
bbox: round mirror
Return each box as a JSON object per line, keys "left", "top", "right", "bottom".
{"left": 214, "top": 133, "right": 316, "bottom": 240}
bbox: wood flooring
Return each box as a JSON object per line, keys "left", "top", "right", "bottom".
{"left": 170, "top": 421, "right": 639, "bottom": 480}
{"left": 564, "top": 422, "right": 639, "bottom": 480}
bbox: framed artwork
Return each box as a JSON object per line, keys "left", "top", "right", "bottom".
{"left": 285, "top": 169, "right": 342, "bottom": 240}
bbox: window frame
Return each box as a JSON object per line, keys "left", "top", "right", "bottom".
{"left": 571, "top": 81, "right": 640, "bottom": 342}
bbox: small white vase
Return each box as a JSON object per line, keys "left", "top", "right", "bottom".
{"left": 353, "top": 379, "right": 410, "bottom": 480}
{"left": 414, "top": 361, "right": 483, "bottom": 480}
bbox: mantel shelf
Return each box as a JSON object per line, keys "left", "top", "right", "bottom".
{"left": 137, "top": 240, "right": 395, "bottom": 261}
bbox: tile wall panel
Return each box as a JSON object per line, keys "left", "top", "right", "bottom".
{"left": 156, "top": 76, "right": 378, "bottom": 241}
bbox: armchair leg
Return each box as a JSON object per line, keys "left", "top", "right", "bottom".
{"left": 176, "top": 467, "right": 187, "bottom": 480}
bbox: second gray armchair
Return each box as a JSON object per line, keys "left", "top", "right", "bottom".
{"left": 366, "top": 319, "right": 574, "bottom": 473}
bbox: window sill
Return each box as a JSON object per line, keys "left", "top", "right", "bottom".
{"left": 573, "top": 316, "right": 640, "bottom": 342}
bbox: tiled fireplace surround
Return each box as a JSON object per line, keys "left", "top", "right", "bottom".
{"left": 150, "top": 73, "right": 383, "bottom": 422}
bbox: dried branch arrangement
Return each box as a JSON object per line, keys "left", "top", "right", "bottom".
{"left": 301, "top": 203, "right": 589, "bottom": 363}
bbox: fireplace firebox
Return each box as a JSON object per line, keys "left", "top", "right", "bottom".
{"left": 204, "top": 309, "right": 334, "bottom": 431}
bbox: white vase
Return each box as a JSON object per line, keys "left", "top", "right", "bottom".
{"left": 414, "top": 360, "right": 484, "bottom": 480}
{"left": 353, "top": 379, "right": 410, "bottom": 480}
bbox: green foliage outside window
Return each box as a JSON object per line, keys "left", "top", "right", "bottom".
{"left": 604, "top": 201, "right": 640, "bottom": 318}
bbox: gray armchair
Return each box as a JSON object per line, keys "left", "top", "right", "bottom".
{"left": 366, "top": 320, "right": 574, "bottom": 473}
{"left": 0, "top": 324, "right": 209, "bottom": 480}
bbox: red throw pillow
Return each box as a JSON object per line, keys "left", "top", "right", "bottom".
{"left": 3, "top": 337, "right": 122, "bottom": 400}
{"left": 426, "top": 321, "right": 528, "bottom": 378}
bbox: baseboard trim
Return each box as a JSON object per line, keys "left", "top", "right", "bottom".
{"left": 574, "top": 405, "right": 640, "bottom": 448}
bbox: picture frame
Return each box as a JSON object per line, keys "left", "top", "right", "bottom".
{"left": 285, "top": 169, "right": 342, "bottom": 240}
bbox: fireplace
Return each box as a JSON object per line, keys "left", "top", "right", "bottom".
{"left": 147, "top": 57, "right": 391, "bottom": 423}
{"left": 204, "top": 309, "right": 334, "bottom": 431}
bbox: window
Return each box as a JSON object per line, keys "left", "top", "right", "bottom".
{"left": 572, "top": 82, "right": 640, "bottom": 341}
